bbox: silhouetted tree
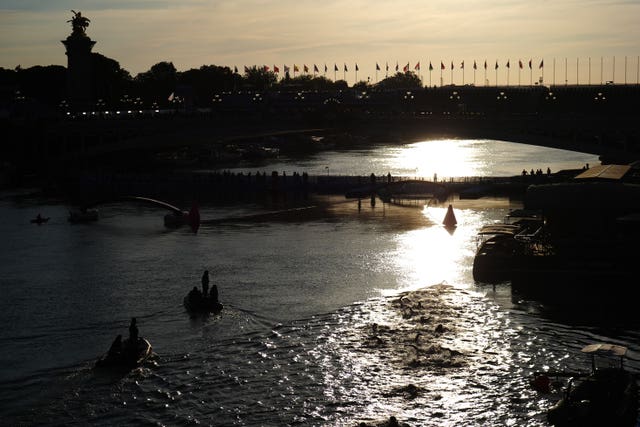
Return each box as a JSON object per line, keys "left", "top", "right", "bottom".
{"left": 134, "top": 61, "right": 178, "bottom": 107}
{"left": 376, "top": 72, "right": 422, "bottom": 90}
{"left": 178, "top": 65, "right": 241, "bottom": 107}
{"left": 242, "top": 66, "right": 277, "bottom": 91}
{"left": 91, "top": 53, "right": 132, "bottom": 107}
{"left": 15, "top": 65, "right": 67, "bottom": 106}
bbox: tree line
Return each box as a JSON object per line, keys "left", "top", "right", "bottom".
{"left": 0, "top": 53, "right": 422, "bottom": 110}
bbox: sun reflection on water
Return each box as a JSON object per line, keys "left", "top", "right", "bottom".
{"left": 389, "top": 139, "right": 484, "bottom": 179}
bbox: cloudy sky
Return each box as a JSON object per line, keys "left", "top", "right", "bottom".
{"left": 1, "top": 0, "right": 639, "bottom": 85}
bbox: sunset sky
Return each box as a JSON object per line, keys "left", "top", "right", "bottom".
{"left": 1, "top": 0, "right": 639, "bottom": 86}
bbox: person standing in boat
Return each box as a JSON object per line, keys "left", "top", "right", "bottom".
{"left": 201, "top": 270, "right": 210, "bottom": 297}
{"left": 128, "top": 317, "right": 139, "bottom": 346}
{"left": 210, "top": 282, "right": 219, "bottom": 305}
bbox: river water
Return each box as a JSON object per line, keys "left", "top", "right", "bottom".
{"left": 1, "top": 139, "right": 637, "bottom": 426}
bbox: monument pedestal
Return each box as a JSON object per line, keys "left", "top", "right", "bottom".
{"left": 62, "top": 33, "right": 96, "bottom": 110}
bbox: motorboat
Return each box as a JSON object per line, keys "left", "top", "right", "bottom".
{"left": 183, "top": 294, "right": 223, "bottom": 315}
{"left": 545, "top": 343, "right": 638, "bottom": 427}
{"left": 472, "top": 209, "right": 546, "bottom": 283}
{"left": 95, "top": 337, "right": 152, "bottom": 371}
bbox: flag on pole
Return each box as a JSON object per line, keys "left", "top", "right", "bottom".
{"left": 355, "top": 63, "right": 359, "bottom": 71}
{"left": 324, "top": 64, "right": 328, "bottom": 72}
{"left": 441, "top": 61, "right": 445, "bottom": 70}
{"left": 376, "top": 63, "right": 380, "bottom": 71}
{"left": 334, "top": 64, "right": 338, "bottom": 71}
{"left": 263, "top": 65, "right": 270, "bottom": 72}
{"left": 460, "top": 60, "right": 464, "bottom": 69}
{"left": 234, "top": 66, "right": 238, "bottom": 73}
{"left": 539, "top": 60, "right": 544, "bottom": 68}
{"left": 294, "top": 64, "right": 299, "bottom": 72}
{"left": 429, "top": 62, "right": 433, "bottom": 71}
{"left": 506, "top": 60, "right": 510, "bottom": 69}
{"left": 403, "top": 62, "right": 409, "bottom": 72}
{"left": 473, "top": 60, "right": 477, "bottom": 70}
{"left": 386, "top": 62, "right": 389, "bottom": 71}
{"left": 244, "top": 65, "right": 249, "bottom": 72}
{"left": 518, "top": 60, "right": 523, "bottom": 69}
{"left": 274, "top": 65, "right": 279, "bottom": 73}
{"left": 284, "top": 65, "right": 290, "bottom": 73}
{"left": 484, "top": 60, "right": 487, "bottom": 69}
{"left": 314, "top": 64, "right": 319, "bottom": 73}
{"left": 344, "top": 64, "right": 348, "bottom": 72}
{"left": 495, "top": 61, "right": 499, "bottom": 70}
{"left": 451, "top": 61, "right": 454, "bottom": 70}
{"left": 528, "top": 59, "right": 532, "bottom": 69}
{"left": 395, "top": 62, "right": 399, "bottom": 71}
{"left": 303, "top": 64, "right": 309, "bottom": 73}
{"left": 415, "top": 62, "right": 420, "bottom": 71}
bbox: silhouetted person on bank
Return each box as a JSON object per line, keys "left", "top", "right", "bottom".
{"left": 129, "top": 317, "right": 139, "bottom": 346}
{"left": 201, "top": 270, "right": 210, "bottom": 296}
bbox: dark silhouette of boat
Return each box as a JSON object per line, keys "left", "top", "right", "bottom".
{"left": 30, "top": 214, "right": 50, "bottom": 224}
{"left": 545, "top": 343, "right": 638, "bottom": 427}
{"left": 94, "top": 337, "right": 152, "bottom": 371}
{"left": 183, "top": 294, "right": 223, "bottom": 315}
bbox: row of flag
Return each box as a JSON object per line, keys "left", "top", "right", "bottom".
{"left": 234, "top": 59, "right": 545, "bottom": 75}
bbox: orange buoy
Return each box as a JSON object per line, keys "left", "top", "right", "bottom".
{"left": 443, "top": 204, "right": 457, "bottom": 228}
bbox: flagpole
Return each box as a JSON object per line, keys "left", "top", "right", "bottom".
{"left": 565, "top": 58, "right": 567, "bottom": 85}
{"left": 495, "top": 61, "right": 498, "bottom": 87}
{"left": 450, "top": 61, "right": 453, "bottom": 85}
{"left": 613, "top": 56, "right": 616, "bottom": 84}
{"left": 462, "top": 62, "right": 465, "bottom": 85}
{"left": 576, "top": 57, "right": 579, "bottom": 85}
{"left": 588, "top": 57, "right": 591, "bottom": 85}
{"left": 518, "top": 62, "right": 521, "bottom": 86}
{"left": 600, "top": 57, "right": 603, "bottom": 84}
{"left": 553, "top": 58, "right": 556, "bottom": 86}
{"left": 484, "top": 61, "right": 487, "bottom": 86}
{"left": 530, "top": 60, "right": 533, "bottom": 86}
{"left": 473, "top": 62, "right": 476, "bottom": 86}
{"left": 624, "top": 56, "right": 627, "bottom": 84}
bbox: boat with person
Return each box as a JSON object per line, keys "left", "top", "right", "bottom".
{"left": 183, "top": 294, "right": 223, "bottom": 314}
{"left": 30, "top": 214, "right": 50, "bottom": 224}
{"left": 542, "top": 343, "right": 638, "bottom": 427}
{"left": 94, "top": 336, "right": 153, "bottom": 372}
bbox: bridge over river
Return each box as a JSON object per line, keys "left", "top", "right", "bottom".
{"left": 5, "top": 108, "right": 639, "bottom": 188}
